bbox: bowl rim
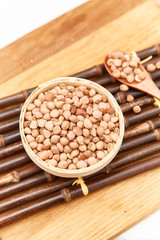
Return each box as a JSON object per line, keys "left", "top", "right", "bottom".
{"left": 19, "top": 77, "right": 124, "bottom": 178}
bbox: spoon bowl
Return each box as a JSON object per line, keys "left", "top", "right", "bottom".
{"left": 104, "top": 51, "right": 160, "bottom": 100}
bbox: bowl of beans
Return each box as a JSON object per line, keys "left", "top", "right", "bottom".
{"left": 20, "top": 77, "right": 124, "bottom": 178}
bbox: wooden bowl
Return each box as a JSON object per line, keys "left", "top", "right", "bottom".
{"left": 20, "top": 77, "right": 124, "bottom": 178}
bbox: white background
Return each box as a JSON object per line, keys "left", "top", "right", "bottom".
{"left": 0, "top": 1, "right": 160, "bottom": 239}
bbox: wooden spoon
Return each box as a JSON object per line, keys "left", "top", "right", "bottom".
{"left": 104, "top": 51, "right": 160, "bottom": 100}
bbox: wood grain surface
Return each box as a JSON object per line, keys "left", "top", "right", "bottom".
{"left": 0, "top": 0, "right": 160, "bottom": 239}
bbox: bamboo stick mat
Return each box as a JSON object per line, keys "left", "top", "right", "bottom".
{"left": 0, "top": 0, "right": 160, "bottom": 239}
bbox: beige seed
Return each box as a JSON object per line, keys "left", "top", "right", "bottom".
{"left": 45, "top": 92, "right": 55, "bottom": 102}
{"left": 37, "top": 151, "right": 49, "bottom": 160}
{"left": 77, "top": 136, "right": 84, "bottom": 145}
{"left": 89, "top": 88, "right": 96, "bottom": 97}
{"left": 84, "top": 119, "right": 92, "bottom": 129}
{"left": 67, "top": 131, "right": 75, "bottom": 141}
{"left": 110, "top": 132, "right": 119, "bottom": 142}
{"left": 68, "top": 164, "right": 76, "bottom": 170}
{"left": 76, "top": 160, "right": 87, "bottom": 169}
{"left": 55, "top": 101, "right": 64, "bottom": 109}
{"left": 88, "top": 142, "right": 96, "bottom": 151}
{"left": 127, "top": 95, "right": 134, "bottom": 103}
{"left": 103, "top": 113, "right": 110, "bottom": 122}
{"left": 92, "top": 137, "right": 100, "bottom": 143}
{"left": 86, "top": 106, "right": 93, "bottom": 115}
{"left": 36, "top": 135, "right": 45, "bottom": 143}
{"left": 71, "top": 149, "right": 79, "bottom": 158}
{"left": 53, "top": 126, "right": 61, "bottom": 134}
{"left": 93, "top": 110, "right": 102, "bottom": 119}
{"left": 30, "top": 141, "right": 38, "bottom": 149}
{"left": 104, "top": 135, "right": 112, "bottom": 143}
{"left": 31, "top": 129, "right": 39, "bottom": 138}
{"left": 112, "top": 70, "right": 121, "bottom": 78}
{"left": 38, "top": 93, "right": 45, "bottom": 102}
{"left": 25, "top": 112, "right": 33, "bottom": 121}
{"left": 108, "top": 121, "right": 115, "bottom": 130}
{"left": 114, "top": 59, "right": 122, "bottom": 67}
{"left": 97, "top": 151, "right": 105, "bottom": 160}
{"left": 51, "top": 135, "right": 60, "bottom": 144}
{"left": 96, "top": 141, "right": 104, "bottom": 150}
{"left": 63, "top": 104, "right": 71, "bottom": 111}
{"left": 43, "top": 113, "right": 51, "bottom": 121}
{"left": 111, "top": 116, "right": 119, "bottom": 123}
{"left": 120, "top": 84, "right": 129, "bottom": 92}
{"left": 100, "top": 121, "right": 108, "bottom": 129}
{"left": 88, "top": 157, "right": 97, "bottom": 166}
{"left": 123, "top": 66, "right": 132, "bottom": 75}
{"left": 41, "top": 129, "right": 51, "bottom": 138}
{"left": 40, "top": 104, "right": 50, "bottom": 114}
{"left": 97, "top": 126, "right": 104, "bottom": 136}
{"left": 37, "top": 119, "right": 47, "bottom": 128}
{"left": 34, "top": 99, "right": 41, "bottom": 107}
{"left": 127, "top": 73, "right": 134, "bottom": 83}
{"left": 70, "top": 115, "right": 78, "bottom": 123}
{"left": 73, "top": 127, "right": 82, "bottom": 136}
{"left": 133, "top": 105, "right": 141, "bottom": 113}
{"left": 138, "top": 72, "right": 145, "bottom": 80}
{"left": 60, "top": 137, "right": 69, "bottom": 146}
{"left": 29, "top": 120, "right": 38, "bottom": 129}
{"left": 107, "top": 58, "right": 114, "bottom": 66}
{"left": 57, "top": 143, "right": 63, "bottom": 152}
{"left": 79, "top": 145, "right": 87, "bottom": 152}
{"left": 47, "top": 102, "right": 55, "bottom": 110}
{"left": 51, "top": 145, "right": 59, "bottom": 154}
{"left": 146, "top": 63, "right": 156, "bottom": 72}
{"left": 61, "top": 121, "right": 69, "bottom": 130}
{"left": 156, "top": 61, "right": 160, "bottom": 69}
{"left": 58, "top": 161, "right": 68, "bottom": 169}
{"left": 33, "top": 111, "right": 43, "bottom": 119}
{"left": 47, "top": 159, "right": 57, "bottom": 167}
{"left": 69, "top": 142, "right": 79, "bottom": 149}
{"left": 24, "top": 127, "right": 32, "bottom": 135}
{"left": 45, "top": 121, "right": 53, "bottom": 131}
{"left": 27, "top": 103, "right": 36, "bottom": 111}
{"left": 93, "top": 94, "right": 102, "bottom": 103}
{"left": 64, "top": 146, "right": 72, "bottom": 153}
{"left": 50, "top": 109, "right": 59, "bottom": 118}
{"left": 63, "top": 111, "right": 71, "bottom": 120}
{"left": 60, "top": 153, "right": 67, "bottom": 161}
{"left": 80, "top": 96, "right": 89, "bottom": 105}
{"left": 84, "top": 150, "right": 92, "bottom": 158}
{"left": 83, "top": 129, "right": 90, "bottom": 137}
{"left": 134, "top": 68, "right": 141, "bottom": 75}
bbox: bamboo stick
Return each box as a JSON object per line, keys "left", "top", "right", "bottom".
{"left": 120, "top": 129, "right": 160, "bottom": 152}
{"left": 0, "top": 172, "right": 56, "bottom": 201}
{"left": 108, "top": 141, "right": 160, "bottom": 171}
{"left": 124, "top": 117, "right": 160, "bottom": 139}
{"left": 0, "top": 44, "right": 160, "bottom": 110}
{"left": 115, "top": 78, "right": 160, "bottom": 104}
{"left": 0, "top": 105, "right": 22, "bottom": 121}
{"left": 125, "top": 106, "right": 160, "bottom": 128}
{"left": 0, "top": 130, "right": 20, "bottom": 148}
{"left": 0, "top": 142, "right": 23, "bottom": 159}
{"left": 0, "top": 140, "right": 160, "bottom": 214}
{"left": 0, "top": 152, "right": 31, "bottom": 174}
{"left": 0, "top": 88, "right": 36, "bottom": 109}
{"left": 120, "top": 95, "right": 154, "bottom": 113}
{"left": 1, "top": 127, "right": 159, "bottom": 187}
{"left": 0, "top": 118, "right": 19, "bottom": 134}
{"left": 0, "top": 155, "right": 159, "bottom": 227}
{"left": 0, "top": 164, "right": 41, "bottom": 186}
{"left": 0, "top": 105, "right": 159, "bottom": 160}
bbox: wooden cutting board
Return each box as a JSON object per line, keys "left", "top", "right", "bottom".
{"left": 0, "top": 0, "right": 160, "bottom": 239}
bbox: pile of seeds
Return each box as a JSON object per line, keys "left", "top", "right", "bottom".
{"left": 107, "top": 51, "right": 145, "bottom": 83}
{"left": 24, "top": 83, "right": 120, "bottom": 170}
{"left": 146, "top": 61, "right": 160, "bottom": 72}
